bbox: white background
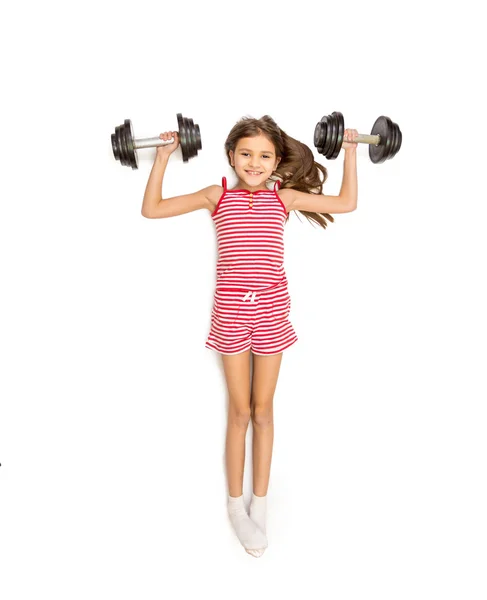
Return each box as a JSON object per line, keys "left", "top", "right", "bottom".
{"left": 1, "top": 0, "right": 486, "bottom": 598}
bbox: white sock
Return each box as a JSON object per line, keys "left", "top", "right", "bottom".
{"left": 228, "top": 495, "right": 267, "bottom": 558}
{"left": 249, "top": 493, "right": 267, "bottom": 535}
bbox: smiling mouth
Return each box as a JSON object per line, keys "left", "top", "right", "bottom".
{"left": 246, "top": 170, "right": 263, "bottom": 175}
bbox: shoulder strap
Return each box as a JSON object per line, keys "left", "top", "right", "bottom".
{"left": 273, "top": 180, "right": 281, "bottom": 192}
{"left": 221, "top": 176, "right": 227, "bottom": 192}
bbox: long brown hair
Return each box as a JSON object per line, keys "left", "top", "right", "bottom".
{"left": 224, "top": 115, "right": 334, "bottom": 230}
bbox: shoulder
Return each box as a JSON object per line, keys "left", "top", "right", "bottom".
{"left": 275, "top": 187, "right": 294, "bottom": 212}
{"left": 205, "top": 184, "right": 225, "bottom": 213}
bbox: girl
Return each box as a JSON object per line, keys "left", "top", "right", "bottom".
{"left": 141, "top": 115, "right": 358, "bottom": 558}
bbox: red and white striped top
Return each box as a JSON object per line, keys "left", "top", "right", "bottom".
{"left": 211, "top": 177, "right": 288, "bottom": 291}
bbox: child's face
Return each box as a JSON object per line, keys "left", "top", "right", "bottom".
{"left": 229, "top": 135, "right": 281, "bottom": 188}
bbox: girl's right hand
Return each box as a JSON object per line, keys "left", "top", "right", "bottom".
{"left": 156, "top": 131, "right": 179, "bottom": 158}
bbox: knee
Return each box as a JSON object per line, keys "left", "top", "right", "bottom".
{"left": 228, "top": 403, "right": 251, "bottom": 428}
{"left": 251, "top": 404, "right": 274, "bottom": 428}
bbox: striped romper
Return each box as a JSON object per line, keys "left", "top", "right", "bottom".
{"left": 205, "top": 177, "right": 298, "bottom": 356}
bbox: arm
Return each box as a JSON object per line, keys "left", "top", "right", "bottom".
{"left": 141, "top": 154, "right": 214, "bottom": 218}
{"left": 287, "top": 148, "right": 358, "bottom": 214}
{"left": 338, "top": 148, "right": 357, "bottom": 208}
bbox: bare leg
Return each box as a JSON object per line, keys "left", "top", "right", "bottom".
{"left": 221, "top": 350, "right": 267, "bottom": 557}
{"left": 221, "top": 350, "right": 252, "bottom": 498}
{"left": 251, "top": 352, "right": 283, "bottom": 496}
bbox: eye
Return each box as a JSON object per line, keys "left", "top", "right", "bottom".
{"left": 241, "top": 153, "right": 271, "bottom": 158}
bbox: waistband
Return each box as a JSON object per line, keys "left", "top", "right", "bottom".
{"left": 216, "top": 276, "right": 287, "bottom": 302}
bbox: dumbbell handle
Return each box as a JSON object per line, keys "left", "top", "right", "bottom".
{"left": 135, "top": 133, "right": 380, "bottom": 149}
{"left": 351, "top": 133, "right": 380, "bottom": 146}
{"left": 133, "top": 136, "right": 175, "bottom": 150}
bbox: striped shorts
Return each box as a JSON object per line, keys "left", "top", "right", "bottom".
{"left": 205, "top": 278, "right": 298, "bottom": 356}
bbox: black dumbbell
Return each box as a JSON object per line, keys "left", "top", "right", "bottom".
{"left": 111, "top": 113, "right": 202, "bottom": 169}
{"left": 314, "top": 111, "right": 402, "bottom": 164}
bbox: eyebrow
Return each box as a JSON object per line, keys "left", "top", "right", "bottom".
{"left": 239, "top": 148, "right": 274, "bottom": 155}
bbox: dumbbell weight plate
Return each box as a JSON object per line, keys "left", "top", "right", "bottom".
{"left": 189, "top": 117, "right": 202, "bottom": 154}
{"left": 185, "top": 115, "right": 198, "bottom": 160}
{"left": 179, "top": 113, "right": 195, "bottom": 162}
{"left": 369, "top": 116, "right": 402, "bottom": 164}
{"left": 177, "top": 113, "right": 203, "bottom": 162}
{"left": 391, "top": 121, "right": 402, "bottom": 160}
{"left": 314, "top": 116, "right": 327, "bottom": 152}
{"left": 314, "top": 111, "right": 345, "bottom": 159}
{"left": 120, "top": 120, "right": 135, "bottom": 169}
{"left": 113, "top": 123, "right": 127, "bottom": 166}
{"left": 115, "top": 124, "right": 129, "bottom": 167}
{"left": 314, "top": 114, "right": 335, "bottom": 157}
{"left": 388, "top": 120, "right": 399, "bottom": 161}
{"left": 194, "top": 121, "right": 202, "bottom": 153}
{"left": 125, "top": 119, "right": 137, "bottom": 169}
{"left": 320, "top": 115, "right": 334, "bottom": 157}
{"left": 188, "top": 117, "right": 199, "bottom": 157}
{"left": 112, "top": 120, "right": 138, "bottom": 169}
{"left": 111, "top": 126, "right": 122, "bottom": 163}
{"left": 328, "top": 111, "right": 344, "bottom": 159}
{"left": 177, "top": 113, "right": 188, "bottom": 162}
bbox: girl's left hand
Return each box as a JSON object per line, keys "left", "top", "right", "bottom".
{"left": 342, "top": 128, "right": 359, "bottom": 150}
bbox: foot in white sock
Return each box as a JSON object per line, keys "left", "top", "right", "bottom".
{"left": 249, "top": 492, "right": 267, "bottom": 534}
{"left": 228, "top": 495, "right": 267, "bottom": 558}
{"left": 248, "top": 493, "right": 268, "bottom": 558}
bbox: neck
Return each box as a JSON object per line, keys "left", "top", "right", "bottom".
{"left": 236, "top": 181, "right": 268, "bottom": 192}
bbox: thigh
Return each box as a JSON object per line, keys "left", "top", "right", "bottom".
{"left": 222, "top": 349, "right": 252, "bottom": 416}
{"left": 250, "top": 352, "right": 283, "bottom": 414}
